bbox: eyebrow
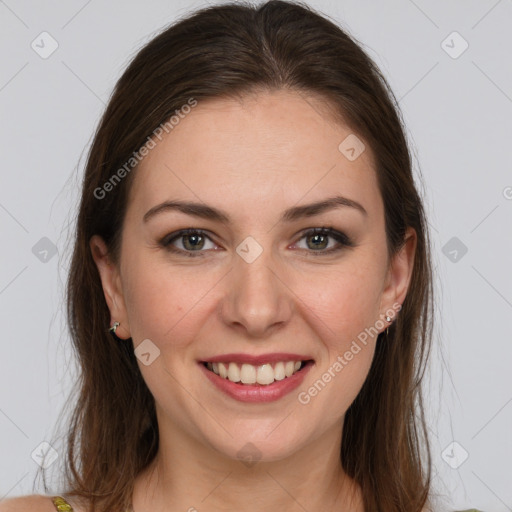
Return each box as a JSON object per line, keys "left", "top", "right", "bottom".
{"left": 143, "top": 195, "right": 367, "bottom": 224}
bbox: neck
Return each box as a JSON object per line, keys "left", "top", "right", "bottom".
{"left": 132, "top": 412, "right": 363, "bottom": 511}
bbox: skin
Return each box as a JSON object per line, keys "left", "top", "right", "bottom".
{"left": 89, "top": 89, "right": 416, "bottom": 512}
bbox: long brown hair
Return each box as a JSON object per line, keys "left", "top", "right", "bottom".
{"left": 40, "top": 1, "right": 434, "bottom": 510}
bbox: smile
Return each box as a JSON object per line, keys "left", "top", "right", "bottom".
{"left": 199, "top": 353, "right": 315, "bottom": 403}
{"left": 204, "top": 360, "right": 306, "bottom": 386}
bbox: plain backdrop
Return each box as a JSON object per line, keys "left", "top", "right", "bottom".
{"left": 1, "top": 0, "right": 511, "bottom": 510}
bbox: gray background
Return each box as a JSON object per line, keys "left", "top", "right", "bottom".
{"left": 1, "top": 0, "right": 511, "bottom": 510}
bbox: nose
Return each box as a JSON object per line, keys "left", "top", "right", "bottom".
{"left": 219, "top": 244, "right": 293, "bottom": 338}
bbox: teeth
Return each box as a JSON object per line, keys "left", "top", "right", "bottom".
{"left": 227, "top": 362, "right": 240, "bottom": 382}
{"left": 218, "top": 362, "right": 228, "bottom": 378}
{"left": 240, "top": 364, "right": 256, "bottom": 384}
{"left": 274, "top": 362, "right": 285, "bottom": 381}
{"left": 256, "top": 364, "right": 275, "bottom": 385}
{"left": 206, "top": 360, "right": 305, "bottom": 385}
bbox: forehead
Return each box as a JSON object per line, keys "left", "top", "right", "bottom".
{"left": 127, "top": 89, "right": 380, "bottom": 222}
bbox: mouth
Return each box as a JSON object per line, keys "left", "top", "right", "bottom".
{"left": 201, "top": 358, "right": 315, "bottom": 386}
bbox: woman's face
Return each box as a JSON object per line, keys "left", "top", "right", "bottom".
{"left": 91, "top": 89, "right": 415, "bottom": 463}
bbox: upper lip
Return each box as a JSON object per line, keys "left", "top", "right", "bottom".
{"left": 200, "top": 353, "right": 314, "bottom": 365}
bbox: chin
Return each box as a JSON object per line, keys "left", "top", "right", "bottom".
{"left": 202, "top": 420, "right": 312, "bottom": 465}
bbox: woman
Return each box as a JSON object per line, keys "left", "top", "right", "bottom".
{"left": 1, "top": 1, "right": 478, "bottom": 511}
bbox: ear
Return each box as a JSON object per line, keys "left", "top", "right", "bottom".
{"left": 89, "top": 235, "right": 131, "bottom": 339}
{"left": 379, "top": 226, "right": 417, "bottom": 326}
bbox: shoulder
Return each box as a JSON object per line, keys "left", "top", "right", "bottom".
{"left": 0, "top": 494, "right": 85, "bottom": 512}
{"left": 0, "top": 495, "right": 58, "bottom": 512}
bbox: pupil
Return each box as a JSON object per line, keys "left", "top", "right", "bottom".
{"left": 184, "top": 234, "right": 203, "bottom": 250}
{"left": 308, "top": 234, "right": 327, "bottom": 250}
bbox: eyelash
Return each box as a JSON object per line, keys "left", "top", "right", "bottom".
{"left": 159, "top": 227, "right": 354, "bottom": 258}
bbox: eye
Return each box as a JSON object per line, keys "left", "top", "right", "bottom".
{"left": 159, "top": 229, "right": 218, "bottom": 257}
{"left": 293, "top": 227, "right": 354, "bottom": 255}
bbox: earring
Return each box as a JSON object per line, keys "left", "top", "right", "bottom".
{"left": 108, "top": 321, "right": 122, "bottom": 340}
{"left": 109, "top": 321, "right": 120, "bottom": 334}
{"left": 385, "top": 315, "right": 392, "bottom": 336}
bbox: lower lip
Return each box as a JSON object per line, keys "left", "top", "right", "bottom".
{"left": 199, "top": 361, "right": 313, "bottom": 403}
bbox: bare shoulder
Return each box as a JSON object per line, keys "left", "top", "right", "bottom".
{"left": 0, "top": 494, "right": 58, "bottom": 512}
{"left": 0, "top": 494, "right": 86, "bottom": 512}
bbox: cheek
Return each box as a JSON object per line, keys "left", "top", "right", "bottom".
{"left": 120, "top": 250, "right": 220, "bottom": 348}
{"left": 123, "top": 276, "right": 176, "bottom": 342}
{"left": 294, "top": 259, "right": 385, "bottom": 343}
{"left": 294, "top": 264, "right": 382, "bottom": 417}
